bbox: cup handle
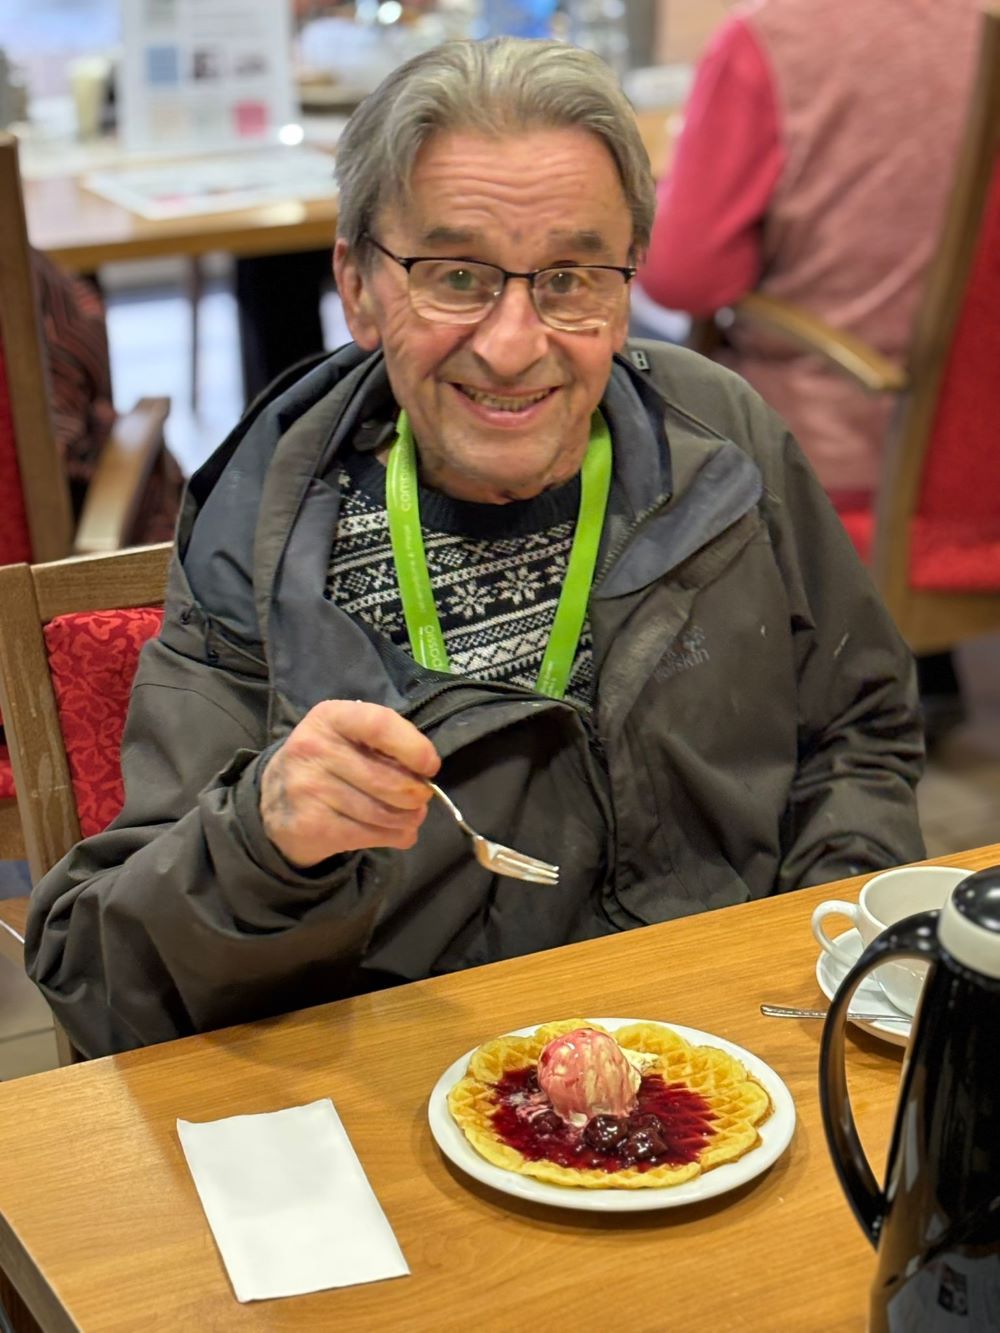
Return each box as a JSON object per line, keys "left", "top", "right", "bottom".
{"left": 810, "top": 900, "right": 860, "bottom": 964}
{"left": 818, "top": 912, "right": 939, "bottom": 1247}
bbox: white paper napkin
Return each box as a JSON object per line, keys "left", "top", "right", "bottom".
{"left": 177, "top": 1098, "right": 409, "bottom": 1302}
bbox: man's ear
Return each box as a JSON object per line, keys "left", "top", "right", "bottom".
{"left": 333, "top": 238, "right": 381, "bottom": 351}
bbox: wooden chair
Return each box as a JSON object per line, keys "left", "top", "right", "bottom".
{"left": 0, "top": 545, "right": 171, "bottom": 990}
{"left": 710, "top": 6, "right": 1000, "bottom": 654}
{"left": 0, "top": 546, "right": 165, "bottom": 1329}
{"left": 0, "top": 130, "right": 171, "bottom": 856}
{"left": 0, "top": 133, "right": 173, "bottom": 563}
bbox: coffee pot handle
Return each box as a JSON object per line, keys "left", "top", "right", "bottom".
{"left": 818, "top": 911, "right": 940, "bottom": 1247}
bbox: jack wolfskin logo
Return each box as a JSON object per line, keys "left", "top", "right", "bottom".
{"left": 656, "top": 625, "right": 710, "bottom": 680}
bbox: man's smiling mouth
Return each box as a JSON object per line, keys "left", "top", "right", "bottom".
{"left": 454, "top": 385, "right": 556, "bottom": 413}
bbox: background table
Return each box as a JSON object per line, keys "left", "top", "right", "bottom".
{"left": 23, "top": 171, "right": 341, "bottom": 272}
{"left": 21, "top": 108, "right": 678, "bottom": 273}
{"left": 8, "top": 845, "right": 993, "bottom": 1332}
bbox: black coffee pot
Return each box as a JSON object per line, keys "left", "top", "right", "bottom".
{"left": 819, "top": 866, "right": 1000, "bottom": 1332}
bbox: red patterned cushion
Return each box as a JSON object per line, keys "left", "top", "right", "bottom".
{"left": 911, "top": 163, "right": 1000, "bottom": 591}
{"left": 0, "top": 744, "right": 15, "bottom": 801}
{"left": 44, "top": 607, "right": 164, "bottom": 837}
{"left": 0, "top": 340, "right": 34, "bottom": 566}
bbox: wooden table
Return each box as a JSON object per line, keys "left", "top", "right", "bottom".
{"left": 22, "top": 108, "right": 678, "bottom": 273}
{"left": 11, "top": 844, "right": 993, "bottom": 1332}
{"left": 24, "top": 171, "right": 342, "bottom": 272}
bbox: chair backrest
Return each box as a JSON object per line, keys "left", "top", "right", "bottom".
{"left": 0, "top": 543, "right": 171, "bottom": 883}
{"left": 872, "top": 6, "right": 1000, "bottom": 650}
{"left": 0, "top": 132, "right": 75, "bottom": 564}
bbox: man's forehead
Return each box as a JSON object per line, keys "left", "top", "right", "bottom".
{"left": 375, "top": 125, "right": 632, "bottom": 251}
{"left": 414, "top": 224, "right": 614, "bottom": 254}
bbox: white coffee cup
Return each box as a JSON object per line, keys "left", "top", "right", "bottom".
{"left": 811, "top": 865, "right": 972, "bottom": 1015}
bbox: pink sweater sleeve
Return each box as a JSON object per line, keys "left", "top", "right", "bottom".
{"left": 638, "top": 15, "right": 784, "bottom": 315}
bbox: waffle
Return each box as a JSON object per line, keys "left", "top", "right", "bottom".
{"left": 448, "top": 1019, "right": 772, "bottom": 1189}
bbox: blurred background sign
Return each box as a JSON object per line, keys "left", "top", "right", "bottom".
{"left": 118, "top": 0, "right": 296, "bottom": 154}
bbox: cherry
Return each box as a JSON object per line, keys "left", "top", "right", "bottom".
{"left": 531, "top": 1110, "right": 564, "bottom": 1137}
{"left": 583, "top": 1115, "right": 628, "bottom": 1152}
{"left": 622, "top": 1127, "right": 667, "bottom": 1163}
{"left": 627, "top": 1112, "right": 664, "bottom": 1135}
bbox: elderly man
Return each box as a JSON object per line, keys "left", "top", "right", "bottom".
{"left": 27, "top": 38, "right": 924, "bottom": 1058}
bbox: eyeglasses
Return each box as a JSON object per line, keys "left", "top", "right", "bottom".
{"left": 362, "top": 234, "right": 635, "bottom": 333}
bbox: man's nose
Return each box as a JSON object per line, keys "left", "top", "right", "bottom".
{"left": 467, "top": 278, "right": 549, "bottom": 376}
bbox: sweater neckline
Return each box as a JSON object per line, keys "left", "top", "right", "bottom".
{"left": 343, "top": 446, "right": 581, "bottom": 538}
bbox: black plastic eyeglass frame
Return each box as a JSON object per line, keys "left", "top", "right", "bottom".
{"left": 362, "top": 233, "right": 636, "bottom": 308}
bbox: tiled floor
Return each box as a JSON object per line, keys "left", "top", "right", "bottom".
{"left": 919, "top": 729, "right": 1000, "bottom": 856}
{"left": 0, "top": 955, "right": 59, "bottom": 1078}
{"left": 1, "top": 277, "right": 998, "bottom": 1081}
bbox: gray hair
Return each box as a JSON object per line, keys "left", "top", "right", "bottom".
{"left": 334, "top": 37, "right": 655, "bottom": 259}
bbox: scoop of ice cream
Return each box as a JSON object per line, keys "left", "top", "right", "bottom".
{"left": 537, "top": 1028, "right": 641, "bottom": 1127}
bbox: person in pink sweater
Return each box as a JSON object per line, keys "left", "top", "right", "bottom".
{"left": 637, "top": 0, "right": 981, "bottom": 510}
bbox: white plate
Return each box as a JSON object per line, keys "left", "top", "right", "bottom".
{"left": 815, "top": 928, "right": 912, "bottom": 1048}
{"left": 428, "top": 1018, "right": 796, "bottom": 1213}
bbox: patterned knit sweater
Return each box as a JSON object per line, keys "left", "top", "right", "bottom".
{"left": 325, "top": 449, "right": 594, "bottom": 710}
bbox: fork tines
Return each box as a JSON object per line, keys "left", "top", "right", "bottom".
{"left": 493, "top": 851, "right": 559, "bottom": 884}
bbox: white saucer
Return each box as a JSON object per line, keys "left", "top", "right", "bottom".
{"left": 815, "top": 929, "right": 912, "bottom": 1048}
{"left": 428, "top": 1017, "right": 796, "bottom": 1213}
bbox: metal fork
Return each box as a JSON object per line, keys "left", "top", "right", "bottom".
{"left": 426, "top": 782, "right": 559, "bottom": 885}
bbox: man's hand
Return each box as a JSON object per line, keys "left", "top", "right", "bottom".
{"left": 260, "top": 700, "right": 441, "bottom": 868}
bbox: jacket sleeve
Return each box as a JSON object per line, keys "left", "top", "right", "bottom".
{"left": 637, "top": 15, "right": 784, "bottom": 315}
{"left": 24, "top": 632, "right": 389, "bottom": 1059}
{"left": 760, "top": 425, "right": 926, "bottom": 888}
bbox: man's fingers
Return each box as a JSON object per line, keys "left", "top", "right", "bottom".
{"left": 260, "top": 699, "right": 442, "bottom": 867}
{"left": 326, "top": 741, "right": 433, "bottom": 813}
{"left": 295, "top": 794, "right": 428, "bottom": 853}
{"left": 314, "top": 700, "right": 440, "bottom": 779}
{"left": 317, "top": 772, "right": 429, "bottom": 831}
{"left": 285, "top": 722, "right": 434, "bottom": 813}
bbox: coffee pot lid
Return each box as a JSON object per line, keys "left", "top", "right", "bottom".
{"left": 938, "top": 867, "right": 1000, "bottom": 978}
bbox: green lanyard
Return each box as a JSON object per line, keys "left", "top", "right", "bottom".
{"left": 385, "top": 408, "right": 612, "bottom": 699}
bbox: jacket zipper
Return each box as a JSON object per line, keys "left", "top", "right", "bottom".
{"left": 595, "top": 496, "right": 670, "bottom": 590}
{"left": 399, "top": 675, "right": 549, "bottom": 725}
